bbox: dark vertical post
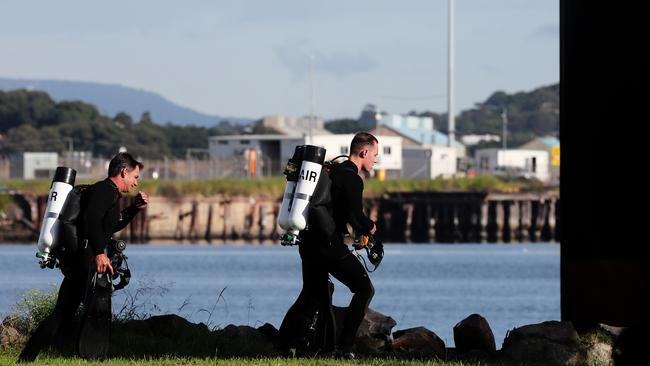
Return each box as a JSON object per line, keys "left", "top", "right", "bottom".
{"left": 529, "top": 200, "right": 539, "bottom": 242}
{"left": 205, "top": 204, "right": 213, "bottom": 243}
{"left": 561, "top": 0, "right": 649, "bottom": 329}
{"left": 486, "top": 201, "right": 498, "bottom": 243}
{"left": 541, "top": 199, "right": 552, "bottom": 242}
{"left": 502, "top": 200, "right": 512, "bottom": 243}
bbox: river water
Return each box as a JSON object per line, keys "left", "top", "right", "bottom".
{"left": 0, "top": 243, "right": 559, "bottom": 347}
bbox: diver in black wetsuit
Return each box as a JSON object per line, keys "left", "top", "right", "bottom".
{"left": 278, "top": 133, "right": 378, "bottom": 359}
{"left": 326, "top": 132, "right": 378, "bottom": 359}
{"left": 18, "top": 153, "right": 148, "bottom": 363}
{"left": 278, "top": 159, "right": 337, "bottom": 355}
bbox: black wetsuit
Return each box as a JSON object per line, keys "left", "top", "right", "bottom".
{"left": 278, "top": 167, "right": 337, "bottom": 353}
{"left": 18, "top": 178, "right": 140, "bottom": 362}
{"left": 326, "top": 160, "right": 375, "bottom": 352}
{"left": 278, "top": 160, "right": 375, "bottom": 354}
{"left": 80, "top": 178, "right": 140, "bottom": 255}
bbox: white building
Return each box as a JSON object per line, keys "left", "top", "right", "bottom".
{"left": 519, "top": 136, "right": 560, "bottom": 184}
{"left": 369, "top": 124, "right": 458, "bottom": 178}
{"left": 402, "top": 145, "right": 458, "bottom": 179}
{"left": 374, "top": 113, "right": 466, "bottom": 158}
{"left": 10, "top": 152, "right": 59, "bottom": 179}
{"left": 474, "top": 148, "right": 550, "bottom": 182}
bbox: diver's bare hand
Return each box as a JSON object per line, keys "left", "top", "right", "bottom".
{"left": 370, "top": 222, "right": 377, "bottom": 235}
{"left": 95, "top": 253, "right": 114, "bottom": 275}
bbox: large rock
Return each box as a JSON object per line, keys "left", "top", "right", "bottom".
{"left": 256, "top": 322, "right": 279, "bottom": 344}
{"left": 136, "top": 314, "right": 211, "bottom": 337}
{"left": 213, "top": 324, "right": 278, "bottom": 358}
{"left": 332, "top": 306, "right": 396, "bottom": 355}
{"left": 356, "top": 307, "right": 397, "bottom": 340}
{"left": 391, "top": 326, "right": 446, "bottom": 358}
{"left": 111, "top": 314, "right": 217, "bottom": 357}
{"left": 453, "top": 313, "right": 496, "bottom": 354}
{"left": 501, "top": 321, "right": 581, "bottom": 365}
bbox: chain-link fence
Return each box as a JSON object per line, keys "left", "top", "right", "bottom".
{"left": 0, "top": 156, "right": 285, "bottom": 181}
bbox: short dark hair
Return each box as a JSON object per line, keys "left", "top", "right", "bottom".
{"left": 108, "top": 152, "right": 144, "bottom": 177}
{"left": 350, "top": 132, "right": 378, "bottom": 155}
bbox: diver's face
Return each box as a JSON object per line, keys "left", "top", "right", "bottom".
{"left": 120, "top": 166, "right": 140, "bottom": 193}
{"left": 361, "top": 142, "right": 379, "bottom": 173}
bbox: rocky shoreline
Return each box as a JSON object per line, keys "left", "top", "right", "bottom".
{"left": 2, "top": 308, "right": 624, "bottom": 365}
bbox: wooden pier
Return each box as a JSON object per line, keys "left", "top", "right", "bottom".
{"left": 3, "top": 190, "right": 559, "bottom": 244}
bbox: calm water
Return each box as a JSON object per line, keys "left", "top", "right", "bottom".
{"left": 0, "top": 243, "right": 559, "bottom": 347}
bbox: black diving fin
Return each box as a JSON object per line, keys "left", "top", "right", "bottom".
{"left": 78, "top": 272, "right": 112, "bottom": 360}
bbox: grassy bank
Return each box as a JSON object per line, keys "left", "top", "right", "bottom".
{"left": 0, "top": 193, "right": 12, "bottom": 212}
{"left": 1, "top": 288, "right": 552, "bottom": 366}
{"left": 0, "top": 176, "right": 546, "bottom": 198}
{"left": 0, "top": 353, "right": 546, "bottom": 366}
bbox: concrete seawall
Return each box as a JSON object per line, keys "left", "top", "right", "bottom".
{"left": 1, "top": 191, "right": 559, "bottom": 244}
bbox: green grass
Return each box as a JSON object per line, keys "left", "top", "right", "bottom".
{"left": 363, "top": 176, "right": 540, "bottom": 195}
{"left": 0, "top": 193, "right": 12, "bottom": 212}
{"left": 0, "top": 352, "right": 545, "bottom": 366}
{"left": 1, "top": 176, "right": 546, "bottom": 198}
{"left": 0, "top": 288, "right": 547, "bottom": 366}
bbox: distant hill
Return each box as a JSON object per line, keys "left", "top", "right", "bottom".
{"left": 0, "top": 77, "right": 252, "bottom": 127}
{"left": 454, "top": 83, "right": 559, "bottom": 138}
{"left": 0, "top": 89, "right": 245, "bottom": 158}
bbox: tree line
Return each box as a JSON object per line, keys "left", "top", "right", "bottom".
{"left": 0, "top": 90, "right": 242, "bottom": 159}
{"left": 1, "top": 83, "right": 558, "bottom": 160}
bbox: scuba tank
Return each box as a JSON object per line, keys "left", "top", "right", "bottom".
{"left": 278, "top": 145, "right": 326, "bottom": 245}
{"left": 36, "top": 167, "right": 76, "bottom": 269}
{"left": 278, "top": 146, "right": 304, "bottom": 234}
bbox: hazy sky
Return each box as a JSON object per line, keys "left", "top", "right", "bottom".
{"left": 0, "top": 1, "right": 558, "bottom": 120}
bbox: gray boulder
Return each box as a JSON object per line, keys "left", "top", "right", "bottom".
{"left": 453, "top": 313, "right": 496, "bottom": 354}
{"left": 501, "top": 321, "right": 581, "bottom": 365}
{"left": 391, "top": 326, "right": 446, "bottom": 358}
{"left": 333, "top": 306, "right": 396, "bottom": 355}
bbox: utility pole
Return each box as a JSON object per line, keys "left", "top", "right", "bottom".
{"left": 501, "top": 107, "right": 508, "bottom": 150}
{"left": 163, "top": 155, "right": 169, "bottom": 179}
{"left": 309, "top": 54, "right": 314, "bottom": 145}
{"left": 447, "top": 0, "right": 455, "bottom": 148}
{"left": 67, "top": 138, "right": 74, "bottom": 154}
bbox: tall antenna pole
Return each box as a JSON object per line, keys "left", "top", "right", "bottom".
{"left": 447, "top": 0, "right": 455, "bottom": 148}
{"left": 309, "top": 54, "right": 314, "bottom": 144}
{"left": 502, "top": 107, "right": 508, "bottom": 150}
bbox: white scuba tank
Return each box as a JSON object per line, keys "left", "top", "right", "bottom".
{"left": 36, "top": 166, "right": 76, "bottom": 268}
{"left": 279, "top": 145, "right": 326, "bottom": 245}
{"left": 278, "top": 145, "right": 304, "bottom": 230}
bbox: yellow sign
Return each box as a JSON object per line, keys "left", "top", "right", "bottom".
{"left": 377, "top": 168, "right": 386, "bottom": 181}
{"left": 551, "top": 146, "right": 560, "bottom": 166}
